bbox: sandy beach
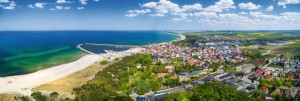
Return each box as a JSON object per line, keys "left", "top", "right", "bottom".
{"left": 0, "top": 47, "right": 143, "bottom": 95}
{"left": 0, "top": 32, "right": 183, "bottom": 96}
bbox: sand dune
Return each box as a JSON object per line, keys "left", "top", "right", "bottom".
{"left": 0, "top": 47, "right": 143, "bottom": 95}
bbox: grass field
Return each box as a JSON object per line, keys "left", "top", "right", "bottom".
{"left": 33, "top": 61, "right": 115, "bottom": 99}
{"left": 275, "top": 40, "right": 300, "bottom": 57}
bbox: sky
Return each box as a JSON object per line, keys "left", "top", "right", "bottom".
{"left": 0, "top": 0, "right": 300, "bottom": 30}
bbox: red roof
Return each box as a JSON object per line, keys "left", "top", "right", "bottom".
{"left": 256, "top": 68, "right": 264, "bottom": 75}
{"left": 157, "top": 73, "right": 168, "bottom": 77}
{"left": 264, "top": 74, "right": 272, "bottom": 79}
{"left": 261, "top": 87, "right": 268, "bottom": 91}
{"left": 288, "top": 73, "right": 293, "bottom": 78}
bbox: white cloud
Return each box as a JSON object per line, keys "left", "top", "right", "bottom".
{"left": 125, "top": 0, "right": 300, "bottom": 29}
{"left": 127, "top": 9, "right": 151, "bottom": 14}
{"left": 126, "top": 9, "right": 151, "bottom": 17}
{"left": 93, "top": 0, "right": 99, "bottom": 2}
{"left": 203, "top": 0, "right": 236, "bottom": 12}
{"left": 79, "top": 0, "right": 87, "bottom": 5}
{"left": 239, "top": 11, "right": 248, "bottom": 15}
{"left": 64, "top": 6, "right": 71, "bottom": 10}
{"left": 141, "top": 2, "right": 157, "bottom": 8}
{"left": 55, "top": 6, "right": 63, "bottom": 10}
{"left": 129, "top": 0, "right": 204, "bottom": 18}
{"left": 182, "top": 3, "right": 202, "bottom": 11}
{"left": 266, "top": 6, "right": 274, "bottom": 11}
{"left": 56, "top": 0, "right": 72, "bottom": 4}
{"left": 1, "top": 1, "right": 16, "bottom": 10}
{"left": 77, "top": 7, "right": 84, "bottom": 10}
{"left": 194, "top": 12, "right": 218, "bottom": 18}
{"left": 0, "top": 0, "right": 9, "bottom": 3}
{"left": 28, "top": 4, "right": 34, "bottom": 8}
{"left": 125, "top": 13, "right": 139, "bottom": 17}
{"left": 278, "top": 0, "right": 300, "bottom": 8}
{"left": 53, "top": 6, "right": 71, "bottom": 10}
{"left": 35, "top": 3, "right": 46, "bottom": 9}
{"left": 238, "top": 2, "right": 262, "bottom": 10}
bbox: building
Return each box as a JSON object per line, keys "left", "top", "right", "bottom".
{"left": 261, "top": 87, "right": 269, "bottom": 94}
{"left": 235, "top": 64, "right": 255, "bottom": 74}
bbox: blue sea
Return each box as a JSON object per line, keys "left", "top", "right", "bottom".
{"left": 0, "top": 31, "right": 179, "bottom": 76}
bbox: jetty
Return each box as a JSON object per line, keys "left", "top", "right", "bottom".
{"left": 77, "top": 44, "right": 95, "bottom": 54}
{"left": 77, "top": 43, "right": 138, "bottom": 54}
{"left": 85, "top": 43, "right": 137, "bottom": 48}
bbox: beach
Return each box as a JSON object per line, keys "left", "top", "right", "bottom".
{"left": 0, "top": 47, "right": 144, "bottom": 95}
{"left": 0, "top": 32, "right": 184, "bottom": 95}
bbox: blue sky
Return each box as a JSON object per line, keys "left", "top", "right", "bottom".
{"left": 0, "top": 0, "right": 299, "bottom": 30}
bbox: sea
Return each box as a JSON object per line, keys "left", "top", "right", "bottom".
{"left": 0, "top": 31, "right": 179, "bottom": 76}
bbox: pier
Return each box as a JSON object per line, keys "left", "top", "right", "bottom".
{"left": 85, "top": 43, "right": 137, "bottom": 48}
{"left": 77, "top": 43, "right": 137, "bottom": 54}
{"left": 77, "top": 44, "right": 95, "bottom": 54}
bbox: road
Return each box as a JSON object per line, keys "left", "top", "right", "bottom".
{"left": 240, "top": 57, "right": 276, "bottom": 84}
{"left": 134, "top": 69, "right": 224, "bottom": 101}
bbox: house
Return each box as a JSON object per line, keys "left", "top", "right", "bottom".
{"left": 296, "top": 64, "right": 300, "bottom": 69}
{"left": 228, "top": 81, "right": 244, "bottom": 91}
{"left": 256, "top": 68, "right": 264, "bottom": 75}
{"left": 235, "top": 64, "right": 255, "bottom": 74}
{"left": 178, "top": 70, "right": 208, "bottom": 81}
{"left": 271, "top": 88, "right": 283, "bottom": 96}
{"left": 157, "top": 73, "right": 168, "bottom": 78}
{"left": 284, "top": 90, "right": 297, "bottom": 98}
{"left": 261, "top": 87, "right": 269, "bottom": 94}
{"left": 287, "top": 72, "right": 293, "bottom": 78}
{"left": 164, "top": 66, "right": 174, "bottom": 73}
{"left": 183, "top": 84, "right": 193, "bottom": 89}
{"left": 246, "top": 84, "right": 257, "bottom": 90}
{"left": 137, "top": 63, "right": 142, "bottom": 68}
{"left": 264, "top": 74, "right": 272, "bottom": 79}
{"left": 272, "top": 71, "right": 279, "bottom": 77}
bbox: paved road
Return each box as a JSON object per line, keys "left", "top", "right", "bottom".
{"left": 134, "top": 69, "right": 224, "bottom": 101}
{"left": 240, "top": 57, "right": 276, "bottom": 84}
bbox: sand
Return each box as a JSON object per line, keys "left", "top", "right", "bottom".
{"left": 0, "top": 47, "right": 143, "bottom": 95}
{"left": 33, "top": 61, "right": 116, "bottom": 99}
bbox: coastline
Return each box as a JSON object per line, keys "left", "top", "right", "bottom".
{"left": 0, "top": 31, "right": 185, "bottom": 95}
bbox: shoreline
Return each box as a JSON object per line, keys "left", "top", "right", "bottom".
{"left": 0, "top": 31, "right": 185, "bottom": 95}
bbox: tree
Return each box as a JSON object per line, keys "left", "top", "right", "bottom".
{"left": 31, "top": 92, "right": 47, "bottom": 101}
{"left": 190, "top": 81, "right": 253, "bottom": 101}
{"left": 50, "top": 92, "right": 59, "bottom": 99}
{"left": 162, "top": 92, "right": 190, "bottom": 101}
{"left": 136, "top": 80, "right": 150, "bottom": 95}
{"left": 100, "top": 61, "right": 109, "bottom": 65}
{"left": 18, "top": 96, "right": 30, "bottom": 101}
{"left": 74, "top": 83, "right": 119, "bottom": 101}
{"left": 149, "top": 79, "right": 162, "bottom": 91}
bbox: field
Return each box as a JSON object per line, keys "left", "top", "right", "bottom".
{"left": 33, "top": 61, "right": 115, "bottom": 99}
{"left": 273, "top": 40, "right": 300, "bottom": 57}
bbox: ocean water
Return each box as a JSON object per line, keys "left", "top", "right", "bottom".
{"left": 0, "top": 31, "right": 179, "bottom": 76}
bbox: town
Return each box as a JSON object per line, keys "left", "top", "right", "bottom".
{"left": 133, "top": 33, "right": 300, "bottom": 101}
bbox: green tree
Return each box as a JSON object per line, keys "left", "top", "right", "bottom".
{"left": 31, "top": 92, "right": 47, "bottom": 101}
{"left": 149, "top": 79, "right": 162, "bottom": 91}
{"left": 18, "top": 96, "right": 30, "bottom": 101}
{"left": 136, "top": 80, "right": 150, "bottom": 95}
{"left": 50, "top": 92, "right": 59, "bottom": 99}
{"left": 100, "top": 60, "right": 109, "bottom": 65}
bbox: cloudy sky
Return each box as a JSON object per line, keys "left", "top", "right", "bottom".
{"left": 0, "top": 0, "right": 299, "bottom": 30}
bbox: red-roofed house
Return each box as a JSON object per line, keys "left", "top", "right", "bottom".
{"left": 157, "top": 73, "right": 168, "bottom": 78}
{"left": 264, "top": 74, "right": 272, "bottom": 79}
{"left": 256, "top": 68, "right": 264, "bottom": 75}
{"left": 261, "top": 87, "right": 269, "bottom": 94}
{"left": 288, "top": 72, "right": 293, "bottom": 78}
